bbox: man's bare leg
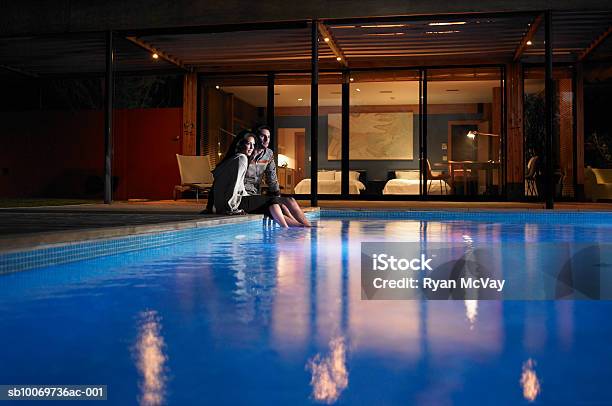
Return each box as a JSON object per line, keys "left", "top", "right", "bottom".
{"left": 269, "top": 204, "right": 289, "bottom": 227}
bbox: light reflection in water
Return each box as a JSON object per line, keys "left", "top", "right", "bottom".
{"left": 520, "top": 358, "right": 541, "bottom": 402}
{"left": 464, "top": 299, "right": 478, "bottom": 328}
{"left": 307, "top": 336, "right": 349, "bottom": 404}
{"left": 135, "top": 311, "right": 167, "bottom": 406}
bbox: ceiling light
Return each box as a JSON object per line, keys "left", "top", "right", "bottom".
{"left": 324, "top": 37, "right": 330, "bottom": 42}
{"left": 429, "top": 21, "right": 466, "bottom": 26}
{"left": 349, "top": 77, "right": 354, "bottom": 82}
{"left": 426, "top": 30, "right": 461, "bottom": 34}
{"left": 526, "top": 40, "right": 533, "bottom": 45}
{"left": 361, "top": 24, "right": 406, "bottom": 28}
{"left": 356, "top": 88, "right": 361, "bottom": 92}
{"left": 297, "top": 98, "right": 303, "bottom": 101}
{"left": 366, "top": 32, "right": 406, "bottom": 36}
{"left": 215, "top": 85, "right": 220, "bottom": 90}
{"left": 152, "top": 53, "right": 159, "bottom": 59}
{"left": 336, "top": 56, "right": 342, "bottom": 61}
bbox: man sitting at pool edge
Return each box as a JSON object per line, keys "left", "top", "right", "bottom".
{"left": 247, "top": 125, "right": 312, "bottom": 227}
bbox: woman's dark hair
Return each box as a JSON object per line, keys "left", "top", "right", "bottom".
{"left": 217, "top": 130, "right": 256, "bottom": 166}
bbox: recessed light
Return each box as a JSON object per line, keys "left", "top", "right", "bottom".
{"left": 361, "top": 24, "right": 406, "bottom": 28}
{"left": 152, "top": 53, "right": 159, "bottom": 59}
{"left": 356, "top": 88, "right": 361, "bottom": 92}
{"left": 297, "top": 98, "right": 303, "bottom": 101}
{"left": 366, "top": 32, "right": 406, "bottom": 36}
{"left": 429, "top": 21, "right": 466, "bottom": 26}
{"left": 349, "top": 77, "right": 354, "bottom": 82}
{"left": 426, "top": 30, "right": 461, "bottom": 34}
{"left": 336, "top": 57, "right": 342, "bottom": 61}
{"left": 324, "top": 37, "right": 330, "bottom": 42}
{"left": 215, "top": 85, "right": 220, "bottom": 90}
{"left": 526, "top": 40, "right": 533, "bottom": 45}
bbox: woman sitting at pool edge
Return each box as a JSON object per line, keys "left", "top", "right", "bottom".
{"left": 207, "top": 131, "right": 304, "bottom": 227}
{"left": 244, "top": 125, "right": 311, "bottom": 227}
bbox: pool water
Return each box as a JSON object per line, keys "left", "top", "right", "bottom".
{"left": 1, "top": 213, "right": 612, "bottom": 405}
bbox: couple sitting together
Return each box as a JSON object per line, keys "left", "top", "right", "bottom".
{"left": 205, "top": 125, "right": 311, "bottom": 228}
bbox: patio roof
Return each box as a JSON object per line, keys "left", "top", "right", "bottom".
{"left": 1, "top": 11, "right": 611, "bottom": 78}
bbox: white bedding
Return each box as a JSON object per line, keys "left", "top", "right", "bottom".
{"left": 294, "top": 179, "right": 366, "bottom": 194}
{"left": 383, "top": 179, "right": 448, "bottom": 195}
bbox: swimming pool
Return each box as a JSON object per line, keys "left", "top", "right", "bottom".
{"left": 1, "top": 210, "right": 612, "bottom": 405}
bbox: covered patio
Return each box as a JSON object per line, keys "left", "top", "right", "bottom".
{"left": 1, "top": 7, "right": 611, "bottom": 208}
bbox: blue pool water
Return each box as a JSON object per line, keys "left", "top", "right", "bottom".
{"left": 1, "top": 212, "right": 612, "bottom": 405}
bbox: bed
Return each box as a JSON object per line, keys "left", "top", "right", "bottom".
{"left": 293, "top": 170, "right": 366, "bottom": 194}
{"left": 383, "top": 170, "right": 449, "bottom": 195}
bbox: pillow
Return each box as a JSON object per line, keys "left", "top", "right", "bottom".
{"left": 331, "top": 171, "right": 360, "bottom": 181}
{"left": 395, "top": 170, "right": 420, "bottom": 180}
{"left": 318, "top": 171, "right": 335, "bottom": 181}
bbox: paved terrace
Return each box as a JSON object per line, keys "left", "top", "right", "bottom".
{"left": 0, "top": 199, "right": 611, "bottom": 253}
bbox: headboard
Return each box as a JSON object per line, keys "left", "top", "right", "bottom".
{"left": 318, "top": 169, "right": 367, "bottom": 184}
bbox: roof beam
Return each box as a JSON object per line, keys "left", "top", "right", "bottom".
{"left": 578, "top": 25, "right": 612, "bottom": 61}
{"left": 317, "top": 22, "right": 348, "bottom": 68}
{"left": 125, "top": 36, "right": 191, "bottom": 72}
{"left": 514, "top": 13, "right": 543, "bottom": 61}
{"left": 0, "top": 64, "right": 38, "bottom": 78}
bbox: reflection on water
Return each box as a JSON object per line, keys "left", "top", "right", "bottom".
{"left": 135, "top": 311, "right": 167, "bottom": 406}
{"left": 520, "top": 358, "right": 541, "bottom": 402}
{"left": 4, "top": 216, "right": 612, "bottom": 405}
{"left": 307, "top": 336, "right": 349, "bottom": 404}
{"left": 464, "top": 299, "right": 478, "bottom": 328}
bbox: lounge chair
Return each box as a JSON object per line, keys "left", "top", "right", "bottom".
{"left": 174, "top": 154, "right": 213, "bottom": 201}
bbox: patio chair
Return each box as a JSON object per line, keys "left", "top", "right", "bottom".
{"left": 174, "top": 154, "right": 213, "bottom": 201}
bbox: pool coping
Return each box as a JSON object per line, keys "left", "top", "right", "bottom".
{"left": 0, "top": 210, "right": 316, "bottom": 255}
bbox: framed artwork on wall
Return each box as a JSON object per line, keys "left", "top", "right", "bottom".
{"left": 328, "top": 112, "right": 414, "bottom": 160}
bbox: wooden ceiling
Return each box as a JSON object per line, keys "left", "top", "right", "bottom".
{"left": 1, "top": 11, "right": 611, "bottom": 77}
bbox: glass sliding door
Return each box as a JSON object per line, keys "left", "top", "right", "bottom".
{"left": 200, "top": 75, "right": 268, "bottom": 167}
{"left": 275, "top": 73, "right": 342, "bottom": 196}
{"left": 274, "top": 74, "right": 311, "bottom": 196}
{"left": 524, "top": 66, "right": 575, "bottom": 200}
{"left": 348, "top": 70, "right": 421, "bottom": 198}
{"left": 426, "top": 68, "right": 504, "bottom": 197}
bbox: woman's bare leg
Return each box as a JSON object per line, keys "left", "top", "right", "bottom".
{"left": 279, "top": 204, "right": 303, "bottom": 227}
{"left": 268, "top": 204, "right": 289, "bottom": 227}
{"left": 280, "top": 197, "right": 312, "bottom": 227}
